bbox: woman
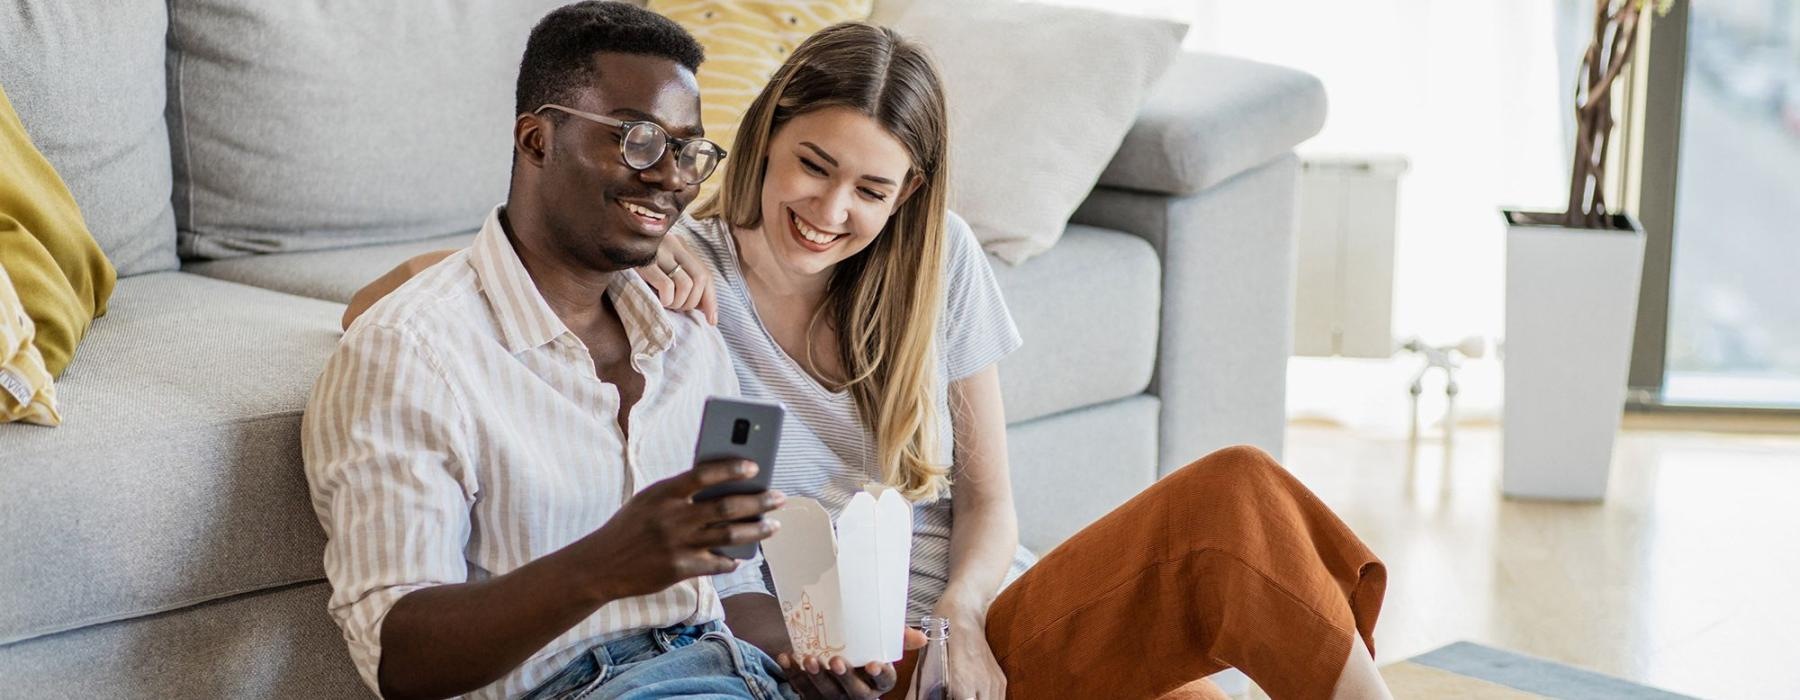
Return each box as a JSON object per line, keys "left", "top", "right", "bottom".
{"left": 347, "top": 23, "right": 1388, "bottom": 700}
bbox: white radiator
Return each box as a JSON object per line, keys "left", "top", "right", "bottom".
{"left": 1293, "top": 155, "right": 1407, "bottom": 358}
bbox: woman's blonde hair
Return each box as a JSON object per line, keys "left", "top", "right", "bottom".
{"left": 695, "top": 23, "right": 951, "bottom": 501}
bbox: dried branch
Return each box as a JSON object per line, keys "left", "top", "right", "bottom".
{"left": 1563, "top": 0, "right": 1660, "bottom": 229}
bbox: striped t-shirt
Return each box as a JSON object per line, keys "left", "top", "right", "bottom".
{"left": 686, "top": 212, "right": 1035, "bottom": 620}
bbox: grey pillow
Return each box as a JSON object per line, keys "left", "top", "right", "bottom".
{"left": 889, "top": 1, "right": 1187, "bottom": 264}
{"left": 0, "top": 1, "right": 179, "bottom": 277}
{"left": 166, "top": 1, "right": 570, "bottom": 259}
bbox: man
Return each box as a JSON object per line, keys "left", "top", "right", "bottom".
{"left": 303, "top": 4, "right": 899, "bottom": 698}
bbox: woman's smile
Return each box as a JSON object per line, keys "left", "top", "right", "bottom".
{"left": 787, "top": 207, "right": 847, "bottom": 252}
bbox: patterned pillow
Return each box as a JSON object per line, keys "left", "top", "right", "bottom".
{"left": 647, "top": 0, "right": 876, "bottom": 202}
{"left": 0, "top": 264, "right": 60, "bottom": 426}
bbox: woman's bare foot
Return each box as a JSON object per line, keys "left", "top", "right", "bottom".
{"left": 1329, "top": 633, "right": 1392, "bottom": 700}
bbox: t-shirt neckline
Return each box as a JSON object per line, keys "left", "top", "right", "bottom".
{"left": 711, "top": 216, "right": 853, "bottom": 401}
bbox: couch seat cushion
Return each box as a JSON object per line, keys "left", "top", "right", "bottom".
{"left": 184, "top": 231, "right": 477, "bottom": 304}
{"left": 185, "top": 223, "right": 1159, "bottom": 423}
{"left": 0, "top": 273, "right": 341, "bottom": 645}
{"left": 0, "top": 581, "right": 364, "bottom": 699}
{"left": 991, "top": 225, "right": 1159, "bottom": 423}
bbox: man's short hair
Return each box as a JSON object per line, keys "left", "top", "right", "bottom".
{"left": 514, "top": 1, "right": 705, "bottom": 117}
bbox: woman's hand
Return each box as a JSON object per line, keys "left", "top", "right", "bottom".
{"left": 937, "top": 601, "right": 1007, "bottom": 700}
{"left": 638, "top": 231, "right": 717, "bottom": 324}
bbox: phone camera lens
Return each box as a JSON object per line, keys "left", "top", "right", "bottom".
{"left": 731, "top": 419, "right": 751, "bottom": 445}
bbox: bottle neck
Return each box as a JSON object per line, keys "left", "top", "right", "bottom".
{"left": 920, "top": 615, "right": 950, "bottom": 642}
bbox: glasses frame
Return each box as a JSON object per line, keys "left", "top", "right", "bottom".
{"left": 534, "top": 104, "right": 726, "bottom": 184}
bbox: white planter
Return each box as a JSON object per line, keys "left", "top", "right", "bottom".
{"left": 1501, "top": 211, "right": 1645, "bottom": 501}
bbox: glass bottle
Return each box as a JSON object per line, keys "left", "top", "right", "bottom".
{"left": 908, "top": 615, "right": 951, "bottom": 700}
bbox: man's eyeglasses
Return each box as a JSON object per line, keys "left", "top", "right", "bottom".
{"left": 535, "top": 104, "right": 726, "bottom": 184}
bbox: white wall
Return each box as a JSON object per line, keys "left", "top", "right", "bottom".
{"left": 1037, "top": 0, "right": 1574, "bottom": 432}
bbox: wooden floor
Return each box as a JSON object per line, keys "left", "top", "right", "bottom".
{"left": 1279, "top": 421, "right": 1800, "bottom": 700}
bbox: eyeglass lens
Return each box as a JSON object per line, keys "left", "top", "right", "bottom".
{"left": 619, "top": 122, "right": 721, "bottom": 182}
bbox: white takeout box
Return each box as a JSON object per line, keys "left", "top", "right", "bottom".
{"left": 761, "top": 486, "right": 913, "bottom": 666}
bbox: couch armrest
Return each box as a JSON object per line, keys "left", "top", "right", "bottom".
{"left": 1098, "top": 52, "right": 1326, "bottom": 196}
{"left": 1073, "top": 155, "right": 1301, "bottom": 472}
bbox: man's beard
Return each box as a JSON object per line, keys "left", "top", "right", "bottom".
{"left": 601, "top": 242, "right": 658, "bottom": 269}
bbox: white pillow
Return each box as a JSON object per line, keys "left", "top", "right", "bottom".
{"left": 888, "top": 1, "right": 1187, "bottom": 263}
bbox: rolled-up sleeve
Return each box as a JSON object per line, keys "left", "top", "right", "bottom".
{"left": 301, "top": 322, "right": 475, "bottom": 696}
{"left": 711, "top": 548, "right": 773, "bottom": 599}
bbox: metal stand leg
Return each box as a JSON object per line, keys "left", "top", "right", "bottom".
{"left": 1444, "top": 377, "right": 1459, "bottom": 449}
{"left": 1401, "top": 336, "right": 1483, "bottom": 447}
{"left": 1408, "top": 375, "right": 1425, "bottom": 445}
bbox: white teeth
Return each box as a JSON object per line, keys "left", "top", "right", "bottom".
{"left": 793, "top": 214, "right": 839, "bottom": 245}
{"left": 622, "top": 202, "right": 666, "bottom": 221}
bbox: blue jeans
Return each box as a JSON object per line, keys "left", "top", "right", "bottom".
{"left": 519, "top": 621, "right": 797, "bottom": 700}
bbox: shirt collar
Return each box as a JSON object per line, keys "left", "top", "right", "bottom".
{"left": 470, "top": 205, "right": 678, "bottom": 358}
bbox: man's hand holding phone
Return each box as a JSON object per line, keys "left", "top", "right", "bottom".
{"left": 574, "top": 458, "right": 784, "bottom": 603}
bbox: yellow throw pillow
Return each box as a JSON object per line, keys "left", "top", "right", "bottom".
{"left": 648, "top": 0, "right": 875, "bottom": 202}
{"left": 0, "top": 80, "right": 117, "bottom": 378}
{"left": 0, "top": 264, "right": 61, "bottom": 426}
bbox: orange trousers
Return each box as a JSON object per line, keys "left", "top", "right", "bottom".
{"left": 886, "top": 445, "right": 1386, "bottom": 700}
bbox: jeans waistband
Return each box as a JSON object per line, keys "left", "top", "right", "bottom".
{"left": 597, "top": 619, "right": 728, "bottom": 664}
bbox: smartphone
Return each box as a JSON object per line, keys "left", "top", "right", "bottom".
{"left": 690, "top": 396, "right": 784, "bottom": 559}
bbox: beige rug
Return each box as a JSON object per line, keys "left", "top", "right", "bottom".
{"left": 1377, "top": 642, "right": 1695, "bottom": 699}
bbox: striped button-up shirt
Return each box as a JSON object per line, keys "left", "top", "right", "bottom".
{"left": 301, "top": 206, "right": 741, "bottom": 698}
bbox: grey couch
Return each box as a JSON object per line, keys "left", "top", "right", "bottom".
{"left": 0, "top": 3, "right": 1323, "bottom": 697}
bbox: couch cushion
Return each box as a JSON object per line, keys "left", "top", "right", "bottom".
{"left": 1098, "top": 51, "right": 1327, "bottom": 196}
{"left": 0, "top": 1, "right": 179, "bottom": 277}
{"left": 890, "top": 0, "right": 1186, "bottom": 265}
{"left": 184, "top": 231, "right": 478, "bottom": 304}
{"left": 188, "top": 222, "right": 1160, "bottom": 423}
{"left": 166, "top": 0, "right": 566, "bottom": 259}
{"left": 1007, "top": 395, "right": 1159, "bottom": 553}
{"left": 0, "top": 581, "right": 365, "bottom": 699}
{"left": 992, "top": 225, "right": 1159, "bottom": 424}
{"left": 0, "top": 273, "right": 341, "bottom": 645}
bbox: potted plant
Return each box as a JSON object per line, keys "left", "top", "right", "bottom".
{"left": 1502, "top": 0, "right": 1671, "bottom": 501}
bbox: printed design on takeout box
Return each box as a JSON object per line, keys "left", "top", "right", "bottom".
{"left": 762, "top": 485, "right": 914, "bottom": 666}
{"left": 782, "top": 591, "right": 842, "bottom": 658}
